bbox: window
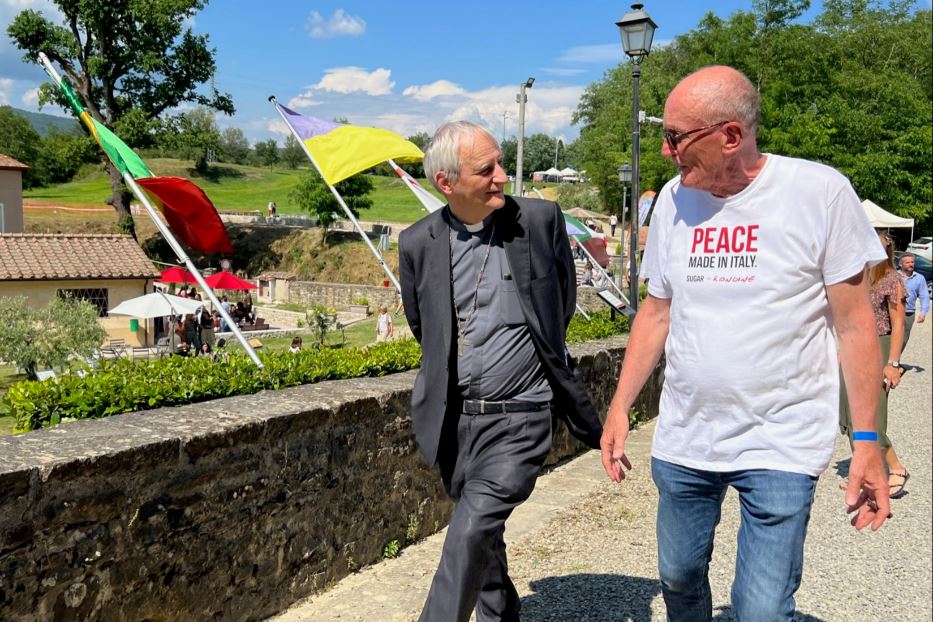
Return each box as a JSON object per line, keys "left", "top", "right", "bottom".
{"left": 58, "top": 288, "right": 109, "bottom": 317}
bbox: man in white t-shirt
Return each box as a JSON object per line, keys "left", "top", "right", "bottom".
{"left": 599, "top": 66, "right": 890, "bottom": 622}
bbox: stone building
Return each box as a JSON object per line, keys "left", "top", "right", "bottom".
{"left": 0, "top": 153, "right": 28, "bottom": 233}
{"left": 0, "top": 233, "right": 160, "bottom": 344}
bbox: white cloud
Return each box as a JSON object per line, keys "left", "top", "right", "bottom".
{"left": 402, "top": 80, "right": 465, "bottom": 102}
{"left": 20, "top": 86, "right": 39, "bottom": 107}
{"left": 541, "top": 67, "right": 586, "bottom": 77}
{"left": 0, "top": 78, "right": 12, "bottom": 105}
{"left": 313, "top": 67, "right": 394, "bottom": 96}
{"left": 556, "top": 44, "right": 622, "bottom": 64}
{"left": 266, "top": 118, "right": 290, "bottom": 138}
{"left": 286, "top": 94, "right": 320, "bottom": 109}
{"left": 306, "top": 9, "right": 366, "bottom": 39}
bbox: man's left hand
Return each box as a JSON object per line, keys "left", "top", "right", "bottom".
{"left": 917, "top": 313, "right": 926, "bottom": 323}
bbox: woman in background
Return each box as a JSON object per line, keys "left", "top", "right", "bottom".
{"left": 840, "top": 232, "right": 909, "bottom": 498}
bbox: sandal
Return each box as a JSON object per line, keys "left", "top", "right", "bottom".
{"left": 889, "top": 471, "right": 910, "bottom": 499}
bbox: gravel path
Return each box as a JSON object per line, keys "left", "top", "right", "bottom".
{"left": 272, "top": 318, "right": 931, "bottom": 621}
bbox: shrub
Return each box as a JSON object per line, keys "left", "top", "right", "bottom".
{"left": 4, "top": 310, "right": 627, "bottom": 432}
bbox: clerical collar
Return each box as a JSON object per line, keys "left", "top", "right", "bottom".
{"left": 448, "top": 209, "right": 493, "bottom": 234}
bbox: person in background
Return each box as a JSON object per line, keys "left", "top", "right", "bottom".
{"left": 375, "top": 305, "right": 394, "bottom": 342}
{"left": 897, "top": 252, "right": 929, "bottom": 351}
{"left": 610, "top": 213, "right": 618, "bottom": 237}
{"left": 200, "top": 308, "right": 215, "bottom": 348}
{"left": 288, "top": 336, "right": 302, "bottom": 353}
{"left": 840, "top": 232, "right": 910, "bottom": 498}
{"left": 580, "top": 261, "right": 594, "bottom": 286}
{"left": 215, "top": 338, "right": 229, "bottom": 362}
{"left": 199, "top": 342, "right": 216, "bottom": 361}
{"left": 174, "top": 339, "right": 190, "bottom": 357}
{"left": 600, "top": 65, "right": 890, "bottom": 622}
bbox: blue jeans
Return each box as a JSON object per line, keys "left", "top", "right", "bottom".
{"left": 652, "top": 458, "right": 817, "bottom": 622}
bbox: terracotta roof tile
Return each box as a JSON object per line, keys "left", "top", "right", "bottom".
{"left": 0, "top": 234, "right": 160, "bottom": 281}
{"left": 0, "top": 154, "right": 29, "bottom": 170}
{"left": 257, "top": 271, "right": 297, "bottom": 280}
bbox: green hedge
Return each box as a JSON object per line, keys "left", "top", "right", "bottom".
{"left": 4, "top": 311, "right": 627, "bottom": 432}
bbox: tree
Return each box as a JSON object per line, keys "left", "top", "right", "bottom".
{"left": 0, "top": 105, "right": 42, "bottom": 187}
{"left": 0, "top": 296, "right": 106, "bottom": 381}
{"left": 7, "top": 0, "right": 234, "bottom": 238}
{"left": 219, "top": 127, "right": 250, "bottom": 164}
{"left": 570, "top": 1, "right": 931, "bottom": 232}
{"left": 281, "top": 134, "right": 305, "bottom": 169}
{"left": 36, "top": 128, "right": 98, "bottom": 185}
{"left": 289, "top": 171, "right": 373, "bottom": 245}
{"left": 523, "top": 133, "right": 559, "bottom": 175}
{"left": 160, "top": 107, "right": 221, "bottom": 174}
{"left": 254, "top": 139, "right": 280, "bottom": 167}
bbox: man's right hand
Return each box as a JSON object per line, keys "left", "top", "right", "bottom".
{"left": 600, "top": 405, "right": 633, "bottom": 482}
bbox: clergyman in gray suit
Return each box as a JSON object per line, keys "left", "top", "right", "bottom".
{"left": 399, "top": 121, "right": 604, "bottom": 622}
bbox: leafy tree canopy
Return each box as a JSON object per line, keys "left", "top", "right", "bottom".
{"left": 289, "top": 172, "right": 373, "bottom": 245}
{"left": 6, "top": 0, "right": 233, "bottom": 235}
{"left": 0, "top": 296, "right": 106, "bottom": 381}
{"left": 572, "top": 0, "right": 931, "bottom": 231}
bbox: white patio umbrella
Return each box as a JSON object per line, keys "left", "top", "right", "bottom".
{"left": 109, "top": 292, "right": 204, "bottom": 345}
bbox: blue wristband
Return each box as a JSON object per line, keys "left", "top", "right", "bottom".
{"left": 852, "top": 431, "right": 879, "bottom": 442}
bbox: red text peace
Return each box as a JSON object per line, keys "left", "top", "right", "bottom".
{"left": 691, "top": 225, "right": 760, "bottom": 254}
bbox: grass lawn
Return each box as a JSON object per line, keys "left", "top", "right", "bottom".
{"left": 226, "top": 313, "right": 410, "bottom": 353}
{"left": 24, "top": 159, "right": 440, "bottom": 224}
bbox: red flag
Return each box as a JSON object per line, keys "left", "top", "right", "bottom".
{"left": 136, "top": 177, "right": 234, "bottom": 254}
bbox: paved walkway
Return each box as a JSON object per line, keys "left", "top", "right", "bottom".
{"left": 271, "top": 319, "right": 932, "bottom": 621}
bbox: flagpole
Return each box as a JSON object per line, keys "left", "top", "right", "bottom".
{"left": 122, "top": 174, "right": 263, "bottom": 367}
{"left": 269, "top": 96, "right": 401, "bottom": 294}
{"left": 572, "top": 236, "right": 630, "bottom": 305}
{"left": 37, "top": 52, "right": 263, "bottom": 368}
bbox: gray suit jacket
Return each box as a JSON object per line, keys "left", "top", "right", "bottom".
{"left": 399, "top": 196, "right": 603, "bottom": 466}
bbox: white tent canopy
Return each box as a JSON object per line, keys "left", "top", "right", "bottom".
{"left": 862, "top": 199, "right": 913, "bottom": 239}
{"left": 558, "top": 167, "right": 578, "bottom": 177}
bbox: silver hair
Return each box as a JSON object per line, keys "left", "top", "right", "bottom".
{"left": 423, "top": 121, "right": 499, "bottom": 192}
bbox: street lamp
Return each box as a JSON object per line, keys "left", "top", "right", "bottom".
{"left": 616, "top": 3, "right": 657, "bottom": 311}
{"left": 515, "top": 76, "right": 534, "bottom": 197}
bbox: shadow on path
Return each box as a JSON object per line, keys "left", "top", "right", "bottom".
{"left": 521, "top": 574, "right": 660, "bottom": 621}
{"left": 521, "top": 574, "right": 825, "bottom": 621}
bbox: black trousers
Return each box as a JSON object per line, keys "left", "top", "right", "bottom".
{"left": 420, "top": 407, "right": 553, "bottom": 622}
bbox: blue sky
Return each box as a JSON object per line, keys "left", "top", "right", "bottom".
{"left": 0, "top": 0, "right": 843, "bottom": 145}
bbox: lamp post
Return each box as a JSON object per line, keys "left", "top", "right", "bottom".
{"left": 515, "top": 76, "right": 534, "bottom": 197}
{"left": 616, "top": 3, "right": 656, "bottom": 312}
{"left": 501, "top": 110, "right": 511, "bottom": 143}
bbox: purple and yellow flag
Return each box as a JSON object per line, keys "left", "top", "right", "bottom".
{"left": 275, "top": 103, "right": 424, "bottom": 185}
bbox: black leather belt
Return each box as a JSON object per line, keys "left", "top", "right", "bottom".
{"left": 461, "top": 399, "right": 549, "bottom": 415}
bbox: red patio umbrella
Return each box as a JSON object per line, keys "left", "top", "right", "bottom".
{"left": 156, "top": 266, "right": 192, "bottom": 284}
{"left": 204, "top": 270, "right": 257, "bottom": 290}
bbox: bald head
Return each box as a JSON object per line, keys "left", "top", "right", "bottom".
{"left": 667, "top": 66, "right": 761, "bottom": 139}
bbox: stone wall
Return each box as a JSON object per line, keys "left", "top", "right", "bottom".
{"left": 0, "top": 335, "right": 663, "bottom": 621}
{"left": 289, "top": 281, "right": 399, "bottom": 312}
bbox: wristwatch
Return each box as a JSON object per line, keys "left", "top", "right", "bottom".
{"left": 887, "top": 360, "right": 900, "bottom": 368}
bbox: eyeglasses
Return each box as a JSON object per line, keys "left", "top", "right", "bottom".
{"left": 663, "top": 121, "right": 730, "bottom": 151}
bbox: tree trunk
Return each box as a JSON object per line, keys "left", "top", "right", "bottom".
{"left": 107, "top": 161, "right": 137, "bottom": 239}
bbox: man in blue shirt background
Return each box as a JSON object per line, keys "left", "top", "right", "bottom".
{"left": 898, "top": 253, "right": 929, "bottom": 351}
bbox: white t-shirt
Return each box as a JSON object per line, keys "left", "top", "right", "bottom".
{"left": 641, "top": 154, "right": 885, "bottom": 476}
{"left": 376, "top": 312, "right": 392, "bottom": 334}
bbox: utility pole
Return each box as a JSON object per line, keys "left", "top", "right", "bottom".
{"left": 515, "top": 77, "right": 534, "bottom": 197}
{"left": 501, "top": 111, "right": 512, "bottom": 142}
